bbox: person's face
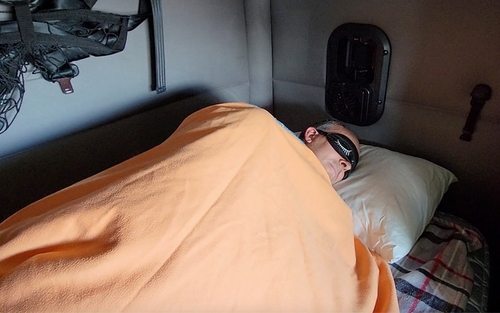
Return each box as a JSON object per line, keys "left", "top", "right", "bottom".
{"left": 303, "top": 125, "right": 360, "bottom": 185}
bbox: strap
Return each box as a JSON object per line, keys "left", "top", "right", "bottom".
{"left": 13, "top": 4, "right": 35, "bottom": 54}
{"left": 150, "top": 0, "right": 166, "bottom": 93}
{"left": 128, "top": 0, "right": 166, "bottom": 94}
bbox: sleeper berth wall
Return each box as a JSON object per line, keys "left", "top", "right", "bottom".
{"left": 0, "top": 0, "right": 274, "bottom": 159}
{"left": 271, "top": 0, "right": 500, "bottom": 202}
{"left": 270, "top": 1, "right": 500, "bottom": 309}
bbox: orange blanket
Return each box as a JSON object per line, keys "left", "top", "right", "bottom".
{"left": 0, "top": 103, "right": 398, "bottom": 312}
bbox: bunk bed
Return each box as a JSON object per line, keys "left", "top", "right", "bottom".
{"left": 0, "top": 102, "right": 489, "bottom": 312}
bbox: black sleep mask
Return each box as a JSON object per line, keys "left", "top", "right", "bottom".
{"left": 316, "top": 129, "right": 359, "bottom": 179}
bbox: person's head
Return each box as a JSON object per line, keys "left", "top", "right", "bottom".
{"left": 299, "top": 119, "right": 360, "bottom": 185}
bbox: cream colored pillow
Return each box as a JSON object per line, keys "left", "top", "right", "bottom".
{"left": 334, "top": 144, "right": 457, "bottom": 263}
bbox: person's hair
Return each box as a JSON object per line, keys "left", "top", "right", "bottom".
{"left": 299, "top": 119, "right": 346, "bottom": 140}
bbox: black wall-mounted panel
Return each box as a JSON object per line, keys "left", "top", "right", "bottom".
{"left": 326, "top": 23, "right": 391, "bottom": 126}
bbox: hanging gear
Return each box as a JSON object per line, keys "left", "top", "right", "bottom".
{"left": 0, "top": 0, "right": 166, "bottom": 134}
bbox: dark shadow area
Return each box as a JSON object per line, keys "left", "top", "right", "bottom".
{"left": 438, "top": 186, "right": 500, "bottom": 312}
{"left": 0, "top": 87, "right": 223, "bottom": 222}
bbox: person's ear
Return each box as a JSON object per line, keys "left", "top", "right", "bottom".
{"left": 303, "top": 127, "right": 318, "bottom": 144}
{"left": 339, "top": 158, "right": 352, "bottom": 171}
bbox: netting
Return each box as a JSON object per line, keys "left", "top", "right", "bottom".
{"left": 0, "top": 42, "right": 26, "bottom": 134}
{"left": 0, "top": 7, "right": 126, "bottom": 134}
{"left": 0, "top": 0, "right": 162, "bottom": 134}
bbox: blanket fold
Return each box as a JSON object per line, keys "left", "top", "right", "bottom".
{"left": 0, "top": 102, "right": 398, "bottom": 312}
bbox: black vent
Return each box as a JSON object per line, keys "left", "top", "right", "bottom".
{"left": 326, "top": 23, "right": 391, "bottom": 126}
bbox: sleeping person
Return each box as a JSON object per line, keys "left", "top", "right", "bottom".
{"left": 0, "top": 103, "right": 397, "bottom": 312}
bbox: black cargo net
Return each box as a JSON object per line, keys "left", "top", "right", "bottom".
{"left": 0, "top": 0, "right": 165, "bottom": 134}
{"left": 0, "top": 41, "right": 25, "bottom": 133}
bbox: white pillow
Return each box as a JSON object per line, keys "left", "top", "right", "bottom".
{"left": 334, "top": 144, "right": 457, "bottom": 263}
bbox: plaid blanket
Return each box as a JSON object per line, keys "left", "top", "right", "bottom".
{"left": 390, "top": 211, "right": 489, "bottom": 313}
